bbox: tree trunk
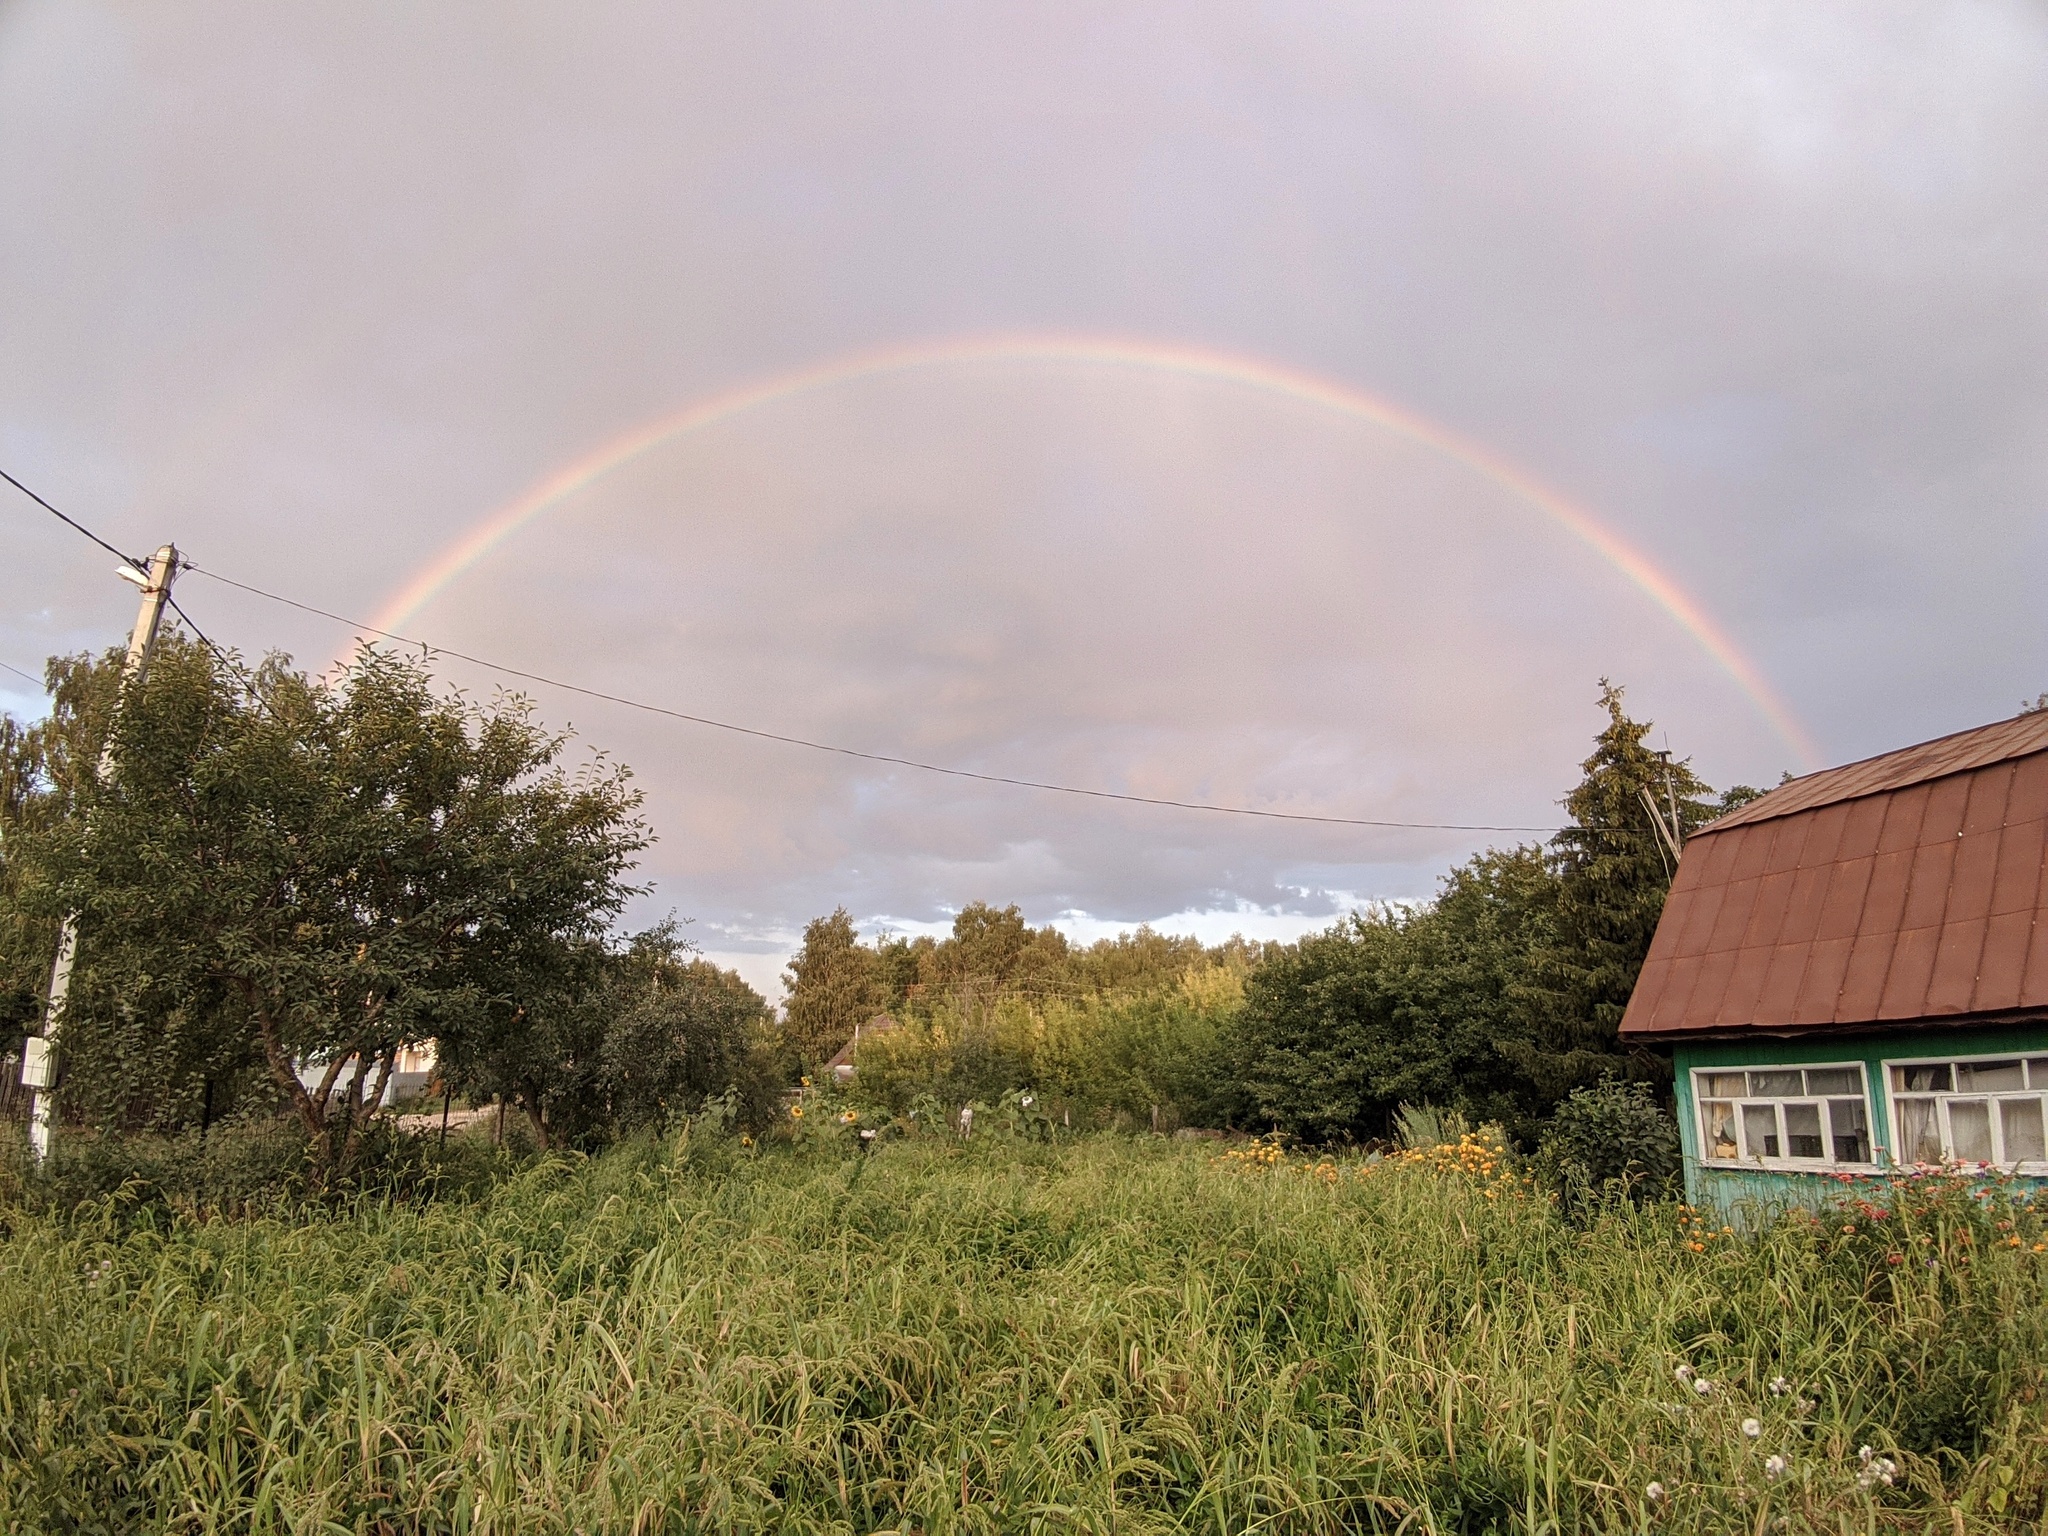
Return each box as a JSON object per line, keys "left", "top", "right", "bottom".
{"left": 245, "top": 981, "right": 335, "bottom": 1146}
{"left": 339, "top": 1045, "right": 399, "bottom": 1169}
{"left": 522, "top": 1091, "right": 550, "bottom": 1150}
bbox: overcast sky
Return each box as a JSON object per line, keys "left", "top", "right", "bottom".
{"left": 4, "top": 3, "right": 2045, "bottom": 996}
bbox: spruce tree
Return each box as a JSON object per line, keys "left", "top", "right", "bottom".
{"left": 780, "top": 908, "right": 881, "bottom": 1072}
{"left": 1511, "top": 681, "right": 1715, "bottom": 1103}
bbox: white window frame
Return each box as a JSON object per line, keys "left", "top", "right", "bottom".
{"left": 1880, "top": 1049, "right": 2048, "bottom": 1173}
{"left": 1690, "top": 1061, "right": 1878, "bottom": 1172}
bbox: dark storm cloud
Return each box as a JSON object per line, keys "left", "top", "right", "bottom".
{"left": 3, "top": 2, "right": 2044, "bottom": 990}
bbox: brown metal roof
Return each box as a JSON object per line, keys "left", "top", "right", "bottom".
{"left": 1621, "top": 714, "right": 2048, "bottom": 1039}
{"left": 1704, "top": 711, "right": 2048, "bottom": 833}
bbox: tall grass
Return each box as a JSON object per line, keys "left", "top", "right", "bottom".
{"left": 2, "top": 1133, "right": 2044, "bottom": 1533}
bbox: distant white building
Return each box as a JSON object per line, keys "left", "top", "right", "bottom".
{"left": 295, "top": 1041, "right": 439, "bottom": 1108}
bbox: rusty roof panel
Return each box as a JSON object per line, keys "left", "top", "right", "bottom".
{"left": 1975, "top": 911, "right": 2033, "bottom": 1012}
{"left": 1718, "top": 943, "right": 1776, "bottom": 1024}
{"left": 1705, "top": 712, "right": 2048, "bottom": 833}
{"left": 1672, "top": 879, "right": 1727, "bottom": 955}
{"left": 1834, "top": 931, "right": 1895, "bottom": 1021}
{"left": 1860, "top": 849, "right": 1915, "bottom": 939}
{"left": 1655, "top": 952, "right": 1705, "bottom": 1029}
{"left": 1779, "top": 864, "right": 1830, "bottom": 948}
{"left": 1921, "top": 774, "right": 1973, "bottom": 846}
{"left": 1927, "top": 916, "right": 1988, "bottom": 1015}
{"left": 1948, "top": 829, "right": 2001, "bottom": 924}
{"left": 1730, "top": 824, "right": 1777, "bottom": 882}
{"left": 2010, "top": 752, "right": 2048, "bottom": 824}
{"left": 1623, "top": 717, "right": 2048, "bottom": 1038}
{"left": 1794, "top": 937, "right": 1854, "bottom": 1024}
{"left": 1764, "top": 816, "right": 1810, "bottom": 875}
{"left": 1992, "top": 819, "right": 2045, "bottom": 916}
{"left": 1756, "top": 941, "right": 1810, "bottom": 1022}
{"left": 2025, "top": 914, "right": 2048, "bottom": 1008}
{"left": 1798, "top": 800, "right": 1852, "bottom": 871}
{"left": 1878, "top": 926, "right": 1941, "bottom": 1018}
{"left": 1629, "top": 954, "right": 1672, "bottom": 1028}
{"left": 1878, "top": 783, "right": 1932, "bottom": 855}
{"left": 1900, "top": 840, "right": 1957, "bottom": 932}
{"left": 1689, "top": 948, "right": 1741, "bottom": 1025}
{"left": 1696, "top": 828, "right": 1744, "bottom": 886}
{"left": 1815, "top": 855, "right": 1875, "bottom": 942}
{"left": 1743, "top": 870, "right": 1798, "bottom": 950}
{"left": 1707, "top": 878, "right": 1760, "bottom": 954}
{"left": 1964, "top": 765, "right": 2014, "bottom": 836}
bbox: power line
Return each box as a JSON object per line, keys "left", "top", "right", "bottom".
{"left": 180, "top": 565, "right": 1563, "bottom": 833}
{"left": 0, "top": 466, "right": 149, "bottom": 572}
{"left": 4, "top": 459, "right": 1566, "bottom": 834}
{"left": 1, "top": 659, "right": 44, "bottom": 690}
{"left": 163, "top": 590, "right": 287, "bottom": 723}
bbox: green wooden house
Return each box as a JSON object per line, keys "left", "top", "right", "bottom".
{"left": 1620, "top": 713, "right": 2048, "bottom": 1212}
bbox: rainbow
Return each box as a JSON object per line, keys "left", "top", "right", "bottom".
{"left": 361, "top": 331, "right": 1820, "bottom": 768}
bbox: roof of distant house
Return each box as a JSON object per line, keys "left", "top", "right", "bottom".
{"left": 1620, "top": 713, "right": 2048, "bottom": 1040}
{"left": 825, "top": 1013, "right": 900, "bottom": 1072}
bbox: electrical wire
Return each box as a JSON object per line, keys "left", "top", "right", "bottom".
{"left": 180, "top": 565, "right": 1563, "bottom": 833}
{"left": 1, "top": 659, "right": 45, "bottom": 690}
{"left": 1, "top": 466, "right": 150, "bottom": 572}
{"left": 4, "top": 459, "right": 1567, "bottom": 834}
{"left": 162, "top": 591, "right": 286, "bottom": 722}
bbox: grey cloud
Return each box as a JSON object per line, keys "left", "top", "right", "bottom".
{"left": 3, "top": 2, "right": 2044, "bottom": 977}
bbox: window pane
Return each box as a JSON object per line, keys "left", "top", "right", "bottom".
{"left": 1896, "top": 1063, "right": 1952, "bottom": 1093}
{"left": 1999, "top": 1099, "right": 2046, "bottom": 1163}
{"left": 2028, "top": 1059, "right": 2048, "bottom": 1090}
{"left": 1751, "top": 1070, "right": 1803, "bottom": 1097}
{"left": 1702, "top": 1072, "right": 1747, "bottom": 1099}
{"left": 1783, "top": 1102, "right": 1825, "bottom": 1158}
{"left": 1957, "top": 1060, "right": 2025, "bottom": 1092}
{"left": 1829, "top": 1098, "right": 1870, "bottom": 1163}
{"left": 1948, "top": 1100, "right": 1994, "bottom": 1163}
{"left": 1742, "top": 1103, "right": 1780, "bottom": 1159}
{"left": 1702, "top": 1101, "right": 1740, "bottom": 1161}
{"left": 1805, "top": 1068, "right": 1861, "bottom": 1095}
{"left": 1899, "top": 1098, "right": 1943, "bottom": 1163}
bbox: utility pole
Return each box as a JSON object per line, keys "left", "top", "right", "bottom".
{"left": 22, "top": 543, "right": 179, "bottom": 1162}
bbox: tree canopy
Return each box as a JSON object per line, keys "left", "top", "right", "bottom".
{"left": 7, "top": 639, "right": 647, "bottom": 1174}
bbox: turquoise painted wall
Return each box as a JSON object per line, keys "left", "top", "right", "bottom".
{"left": 1671, "top": 1023, "right": 2048, "bottom": 1217}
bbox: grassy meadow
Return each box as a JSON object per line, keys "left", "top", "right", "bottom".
{"left": 4, "top": 1131, "right": 2048, "bottom": 1534}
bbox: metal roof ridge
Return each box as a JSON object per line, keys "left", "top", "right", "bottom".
{"left": 1697, "top": 712, "right": 2048, "bottom": 836}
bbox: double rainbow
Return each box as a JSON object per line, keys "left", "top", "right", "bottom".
{"left": 361, "top": 331, "right": 1817, "bottom": 769}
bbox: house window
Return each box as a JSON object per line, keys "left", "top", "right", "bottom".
{"left": 1694, "top": 1064, "right": 1873, "bottom": 1168}
{"left": 1886, "top": 1056, "right": 2048, "bottom": 1168}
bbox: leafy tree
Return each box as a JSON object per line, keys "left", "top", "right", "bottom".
{"left": 11, "top": 640, "right": 646, "bottom": 1177}
{"left": 1222, "top": 848, "right": 1559, "bottom": 1143}
{"left": 916, "top": 901, "right": 1072, "bottom": 1004}
{"left": 781, "top": 908, "right": 881, "bottom": 1071}
{"left": 601, "top": 920, "right": 781, "bottom": 1133}
{"left": 1509, "top": 681, "right": 1714, "bottom": 1103}
{"left": 0, "top": 652, "right": 131, "bottom": 1046}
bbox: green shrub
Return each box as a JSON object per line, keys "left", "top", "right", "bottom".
{"left": 1536, "top": 1078, "right": 1681, "bottom": 1205}
{"left": 0, "top": 1113, "right": 526, "bottom": 1225}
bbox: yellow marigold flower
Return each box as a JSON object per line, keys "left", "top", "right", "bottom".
{"left": 789, "top": 1104, "right": 804, "bottom": 1119}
